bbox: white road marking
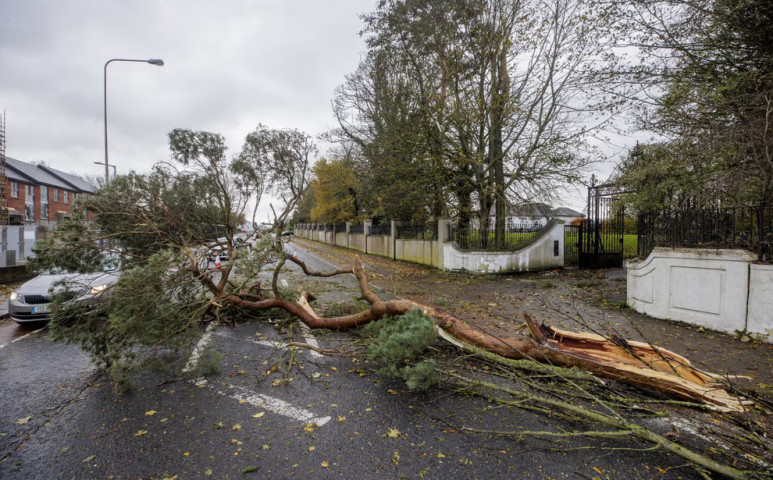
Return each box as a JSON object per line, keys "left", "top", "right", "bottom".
{"left": 0, "top": 327, "right": 45, "bottom": 350}
{"left": 182, "top": 323, "right": 216, "bottom": 373}
{"left": 297, "top": 322, "right": 322, "bottom": 357}
{"left": 221, "top": 384, "right": 331, "bottom": 426}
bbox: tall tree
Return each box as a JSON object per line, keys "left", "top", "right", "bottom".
{"left": 334, "top": 0, "right": 604, "bottom": 245}
{"left": 309, "top": 158, "right": 360, "bottom": 223}
{"left": 605, "top": 0, "right": 773, "bottom": 208}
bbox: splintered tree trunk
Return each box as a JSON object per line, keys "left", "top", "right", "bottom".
{"left": 236, "top": 255, "right": 750, "bottom": 412}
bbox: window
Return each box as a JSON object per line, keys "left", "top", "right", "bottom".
{"left": 53, "top": 188, "right": 59, "bottom": 202}
{"left": 11, "top": 181, "right": 19, "bottom": 198}
{"left": 25, "top": 185, "right": 35, "bottom": 221}
{"left": 63, "top": 190, "right": 69, "bottom": 204}
{"left": 41, "top": 186, "right": 49, "bottom": 219}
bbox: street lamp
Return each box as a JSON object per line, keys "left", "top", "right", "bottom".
{"left": 94, "top": 161, "right": 116, "bottom": 181}
{"left": 103, "top": 58, "right": 164, "bottom": 185}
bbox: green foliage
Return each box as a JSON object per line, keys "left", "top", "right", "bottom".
{"left": 310, "top": 158, "right": 360, "bottom": 223}
{"left": 365, "top": 308, "right": 438, "bottom": 391}
{"left": 49, "top": 250, "right": 208, "bottom": 376}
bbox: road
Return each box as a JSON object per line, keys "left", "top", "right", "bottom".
{"left": 0, "top": 242, "right": 719, "bottom": 479}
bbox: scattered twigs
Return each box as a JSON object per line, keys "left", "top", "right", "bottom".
{"left": 444, "top": 371, "right": 754, "bottom": 480}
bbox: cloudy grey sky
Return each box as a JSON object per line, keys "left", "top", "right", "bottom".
{"left": 1, "top": 0, "right": 376, "bottom": 212}
{"left": 2, "top": 0, "right": 633, "bottom": 216}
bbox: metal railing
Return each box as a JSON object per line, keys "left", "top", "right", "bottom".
{"left": 638, "top": 205, "right": 772, "bottom": 261}
{"left": 396, "top": 223, "right": 437, "bottom": 240}
{"left": 349, "top": 224, "right": 364, "bottom": 234}
{"left": 450, "top": 222, "right": 543, "bottom": 250}
{"left": 368, "top": 223, "right": 391, "bottom": 236}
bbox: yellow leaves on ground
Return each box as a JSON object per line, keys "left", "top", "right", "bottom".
{"left": 134, "top": 429, "right": 148, "bottom": 437}
{"left": 337, "top": 415, "right": 346, "bottom": 422}
{"left": 15, "top": 416, "right": 31, "bottom": 425}
{"left": 304, "top": 422, "right": 319, "bottom": 433}
{"left": 321, "top": 460, "right": 330, "bottom": 468}
{"left": 231, "top": 424, "right": 241, "bottom": 431}
{"left": 252, "top": 412, "right": 265, "bottom": 418}
{"left": 145, "top": 410, "right": 157, "bottom": 416}
{"left": 387, "top": 428, "right": 401, "bottom": 439}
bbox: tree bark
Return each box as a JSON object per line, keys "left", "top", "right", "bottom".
{"left": 237, "top": 255, "right": 751, "bottom": 412}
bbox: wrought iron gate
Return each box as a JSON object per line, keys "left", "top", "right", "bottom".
{"left": 564, "top": 224, "right": 580, "bottom": 267}
{"left": 578, "top": 185, "right": 625, "bottom": 268}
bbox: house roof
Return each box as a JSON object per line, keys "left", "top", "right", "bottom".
{"left": 39, "top": 165, "right": 97, "bottom": 193}
{"left": 552, "top": 206, "right": 584, "bottom": 217}
{"left": 490, "top": 202, "right": 585, "bottom": 218}
{"left": 3, "top": 157, "right": 97, "bottom": 193}
{"left": 5, "top": 157, "right": 75, "bottom": 190}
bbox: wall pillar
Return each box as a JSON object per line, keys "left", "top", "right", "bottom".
{"left": 363, "top": 220, "right": 372, "bottom": 254}
{"left": 345, "top": 222, "right": 351, "bottom": 250}
{"left": 390, "top": 220, "right": 401, "bottom": 260}
{"left": 437, "top": 218, "right": 452, "bottom": 270}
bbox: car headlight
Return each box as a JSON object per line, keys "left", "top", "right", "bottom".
{"left": 89, "top": 284, "right": 108, "bottom": 294}
{"left": 9, "top": 291, "right": 18, "bottom": 301}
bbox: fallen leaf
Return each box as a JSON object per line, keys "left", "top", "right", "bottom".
{"left": 321, "top": 461, "right": 330, "bottom": 468}
{"left": 308, "top": 446, "right": 316, "bottom": 451}
{"left": 238, "top": 399, "right": 247, "bottom": 405}
{"left": 387, "top": 389, "right": 398, "bottom": 395}
{"left": 387, "top": 428, "right": 401, "bottom": 438}
{"left": 214, "top": 422, "right": 224, "bottom": 429}
{"left": 437, "top": 453, "right": 445, "bottom": 459}
{"left": 303, "top": 423, "right": 319, "bottom": 433}
{"left": 204, "top": 468, "right": 213, "bottom": 476}
{"left": 145, "top": 410, "right": 157, "bottom": 416}
{"left": 312, "top": 372, "right": 322, "bottom": 379}
{"left": 241, "top": 466, "right": 260, "bottom": 474}
{"left": 337, "top": 416, "right": 346, "bottom": 422}
{"left": 134, "top": 430, "right": 148, "bottom": 437}
{"left": 231, "top": 424, "right": 241, "bottom": 431}
{"left": 160, "top": 418, "right": 168, "bottom": 423}
{"left": 82, "top": 454, "right": 96, "bottom": 463}
{"left": 252, "top": 412, "right": 265, "bottom": 418}
{"left": 330, "top": 367, "right": 337, "bottom": 371}
{"left": 15, "top": 416, "right": 31, "bottom": 425}
{"left": 261, "top": 444, "right": 270, "bottom": 450}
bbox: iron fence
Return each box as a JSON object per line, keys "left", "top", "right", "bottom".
{"left": 450, "top": 222, "right": 543, "bottom": 250}
{"left": 349, "top": 224, "right": 364, "bottom": 234}
{"left": 396, "top": 223, "right": 437, "bottom": 240}
{"left": 638, "top": 205, "right": 773, "bottom": 261}
{"left": 335, "top": 223, "right": 347, "bottom": 231}
{"left": 368, "top": 223, "right": 392, "bottom": 236}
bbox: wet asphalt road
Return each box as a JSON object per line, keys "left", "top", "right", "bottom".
{"left": 0, "top": 243, "right": 709, "bottom": 479}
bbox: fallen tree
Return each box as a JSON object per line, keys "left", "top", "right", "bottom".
{"left": 33, "top": 127, "right": 767, "bottom": 479}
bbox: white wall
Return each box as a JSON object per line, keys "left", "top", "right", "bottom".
{"left": 442, "top": 220, "right": 564, "bottom": 273}
{"left": 747, "top": 264, "right": 773, "bottom": 341}
{"left": 627, "top": 248, "right": 772, "bottom": 342}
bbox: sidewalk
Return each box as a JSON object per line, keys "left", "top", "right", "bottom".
{"left": 292, "top": 238, "right": 773, "bottom": 396}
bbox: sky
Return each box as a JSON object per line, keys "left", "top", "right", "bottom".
{"left": 1, "top": 0, "right": 378, "bottom": 220}
{"left": 1, "top": 0, "right": 634, "bottom": 219}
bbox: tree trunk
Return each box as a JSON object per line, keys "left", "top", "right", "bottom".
{"left": 242, "top": 255, "right": 750, "bottom": 412}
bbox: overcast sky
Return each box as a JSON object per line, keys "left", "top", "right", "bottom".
{"left": 2, "top": 0, "right": 633, "bottom": 217}
{"left": 1, "top": 0, "right": 378, "bottom": 219}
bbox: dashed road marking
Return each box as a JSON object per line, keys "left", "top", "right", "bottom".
{"left": 186, "top": 326, "right": 331, "bottom": 427}
{"left": 222, "top": 384, "right": 331, "bottom": 426}
{"left": 297, "top": 322, "right": 322, "bottom": 357}
{"left": 182, "top": 323, "right": 216, "bottom": 373}
{"left": 0, "top": 327, "right": 45, "bottom": 350}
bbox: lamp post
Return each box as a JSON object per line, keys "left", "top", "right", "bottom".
{"left": 93, "top": 161, "right": 116, "bottom": 181}
{"left": 103, "top": 58, "right": 164, "bottom": 185}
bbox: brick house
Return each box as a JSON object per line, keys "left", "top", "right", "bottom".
{"left": 4, "top": 156, "right": 96, "bottom": 229}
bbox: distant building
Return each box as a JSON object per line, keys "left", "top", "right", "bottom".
{"left": 489, "top": 202, "right": 584, "bottom": 230}
{"left": 3, "top": 156, "right": 96, "bottom": 229}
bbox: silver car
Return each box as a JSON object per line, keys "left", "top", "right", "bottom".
{"left": 8, "top": 268, "right": 121, "bottom": 325}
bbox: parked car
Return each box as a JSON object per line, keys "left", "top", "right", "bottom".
{"left": 281, "top": 230, "right": 294, "bottom": 237}
{"left": 8, "top": 263, "right": 121, "bottom": 325}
